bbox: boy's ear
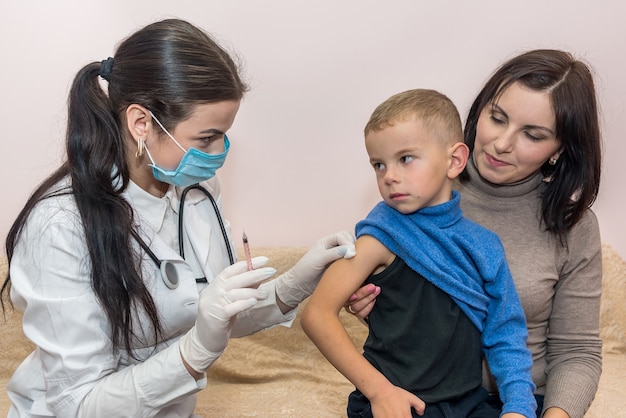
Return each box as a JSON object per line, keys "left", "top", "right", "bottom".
{"left": 448, "top": 142, "right": 469, "bottom": 179}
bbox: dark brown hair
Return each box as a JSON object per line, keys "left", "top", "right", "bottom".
{"left": 462, "top": 49, "right": 601, "bottom": 237}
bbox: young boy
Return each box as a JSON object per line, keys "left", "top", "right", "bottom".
{"left": 301, "top": 89, "right": 536, "bottom": 418}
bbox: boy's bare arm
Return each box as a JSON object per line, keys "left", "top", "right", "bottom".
{"left": 301, "top": 236, "right": 389, "bottom": 390}
{"left": 301, "top": 236, "right": 425, "bottom": 417}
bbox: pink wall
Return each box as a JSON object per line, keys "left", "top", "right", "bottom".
{"left": 1, "top": 1, "right": 625, "bottom": 259}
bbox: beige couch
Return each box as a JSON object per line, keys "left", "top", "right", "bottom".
{"left": 1, "top": 245, "right": 625, "bottom": 417}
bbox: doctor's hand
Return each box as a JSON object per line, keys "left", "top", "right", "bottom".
{"left": 275, "top": 230, "right": 356, "bottom": 309}
{"left": 179, "top": 257, "right": 275, "bottom": 375}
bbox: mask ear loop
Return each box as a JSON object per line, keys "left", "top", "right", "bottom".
{"left": 148, "top": 110, "right": 188, "bottom": 153}
{"left": 143, "top": 144, "right": 158, "bottom": 167}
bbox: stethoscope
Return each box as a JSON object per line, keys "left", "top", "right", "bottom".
{"left": 131, "top": 184, "right": 235, "bottom": 289}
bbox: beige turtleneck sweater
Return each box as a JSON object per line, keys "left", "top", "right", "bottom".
{"left": 455, "top": 157, "right": 602, "bottom": 418}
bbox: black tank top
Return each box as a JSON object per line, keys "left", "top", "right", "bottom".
{"left": 363, "top": 256, "right": 482, "bottom": 402}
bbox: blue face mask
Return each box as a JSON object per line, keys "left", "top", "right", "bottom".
{"left": 144, "top": 111, "right": 230, "bottom": 188}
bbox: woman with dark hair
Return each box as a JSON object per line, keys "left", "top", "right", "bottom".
{"left": 349, "top": 49, "right": 602, "bottom": 418}
{"left": 2, "top": 18, "right": 355, "bottom": 417}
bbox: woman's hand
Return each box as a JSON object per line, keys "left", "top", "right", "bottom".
{"left": 275, "top": 231, "right": 356, "bottom": 309}
{"left": 179, "top": 257, "right": 274, "bottom": 375}
{"left": 345, "top": 283, "right": 380, "bottom": 320}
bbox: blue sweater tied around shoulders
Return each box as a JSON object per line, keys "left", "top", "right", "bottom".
{"left": 355, "top": 191, "right": 537, "bottom": 417}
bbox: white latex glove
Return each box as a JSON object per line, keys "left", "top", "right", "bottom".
{"left": 275, "top": 230, "right": 356, "bottom": 308}
{"left": 179, "top": 256, "right": 276, "bottom": 373}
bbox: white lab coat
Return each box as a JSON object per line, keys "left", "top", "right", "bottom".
{"left": 7, "top": 176, "right": 296, "bottom": 418}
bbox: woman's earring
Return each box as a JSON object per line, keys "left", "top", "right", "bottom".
{"left": 548, "top": 157, "right": 558, "bottom": 166}
{"left": 135, "top": 138, "right": 145, "bottom": 158}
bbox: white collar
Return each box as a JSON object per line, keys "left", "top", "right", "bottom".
{"left": 125, "top": 180, "right": 176, "bottom": 234}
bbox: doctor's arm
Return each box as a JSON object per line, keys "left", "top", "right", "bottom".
{"left": 10, "top": 208, "right": 201, "bottom": 417}
{"left": 11, "top": 204, "right": 272, "bottom": 417}
{"left": 274, "top": 230, "right": 356, "bottom": 310}
{"left": 80, "top": 258, "right": 273, "bottom": 417}
{"left": 228, "top": 230, "right": 357, "bottom": 337}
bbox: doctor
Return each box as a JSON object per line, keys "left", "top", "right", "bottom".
{"left": 2, "top": 18, "right": 355, "bottom": 418}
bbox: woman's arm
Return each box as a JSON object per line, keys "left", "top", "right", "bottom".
{"left": 543, "top": 211, "right": 603, "bottom": 418}
{"left": 346, "top": 283, "right": 380, "bottom": 320}
{"left": 10, "top": 199, "right": 201, "bottom": 417}
{"left": 301, "top": 235, "right": 425, "bottom": 418}
{"left": 230, "top": 230, "right": 357, "bottom": 336}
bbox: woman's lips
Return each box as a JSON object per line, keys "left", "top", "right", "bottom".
{"left": 485, "top": 153, "right": 510, "bottom": 167}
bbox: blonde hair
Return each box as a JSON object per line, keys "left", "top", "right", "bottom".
{"left": 365, "top": 89, "right": 462, "bottom": 145}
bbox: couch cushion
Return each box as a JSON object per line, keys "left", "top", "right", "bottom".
{"left": 1, "top": 245, "right": 625, "bottom": 417}
{"left": 600, "top": 244, "right": 626, "bottom": 354}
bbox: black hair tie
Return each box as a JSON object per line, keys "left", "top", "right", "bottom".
{"left": 99, "top": 57, "right": 114, "bottom": 82}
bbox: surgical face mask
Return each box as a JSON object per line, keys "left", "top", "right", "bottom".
{"left": 144, "top": 111, "right": 230, "bottom": 188}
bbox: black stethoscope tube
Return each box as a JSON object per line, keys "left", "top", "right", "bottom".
{"left": 178, "top": 184, "right": 235, "bottom": 265}
{"left": 131, "top": 229, "right": 181, "bottom": 289}
{"left": 132, "top": 184, "right": 235, "bottom": 289}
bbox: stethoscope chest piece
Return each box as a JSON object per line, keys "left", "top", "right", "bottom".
{"left": 160, "top": 260, "right": 180, "bottom": 289}
{"left": 132, "top": 184, "right": 233, "bottom": 291}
